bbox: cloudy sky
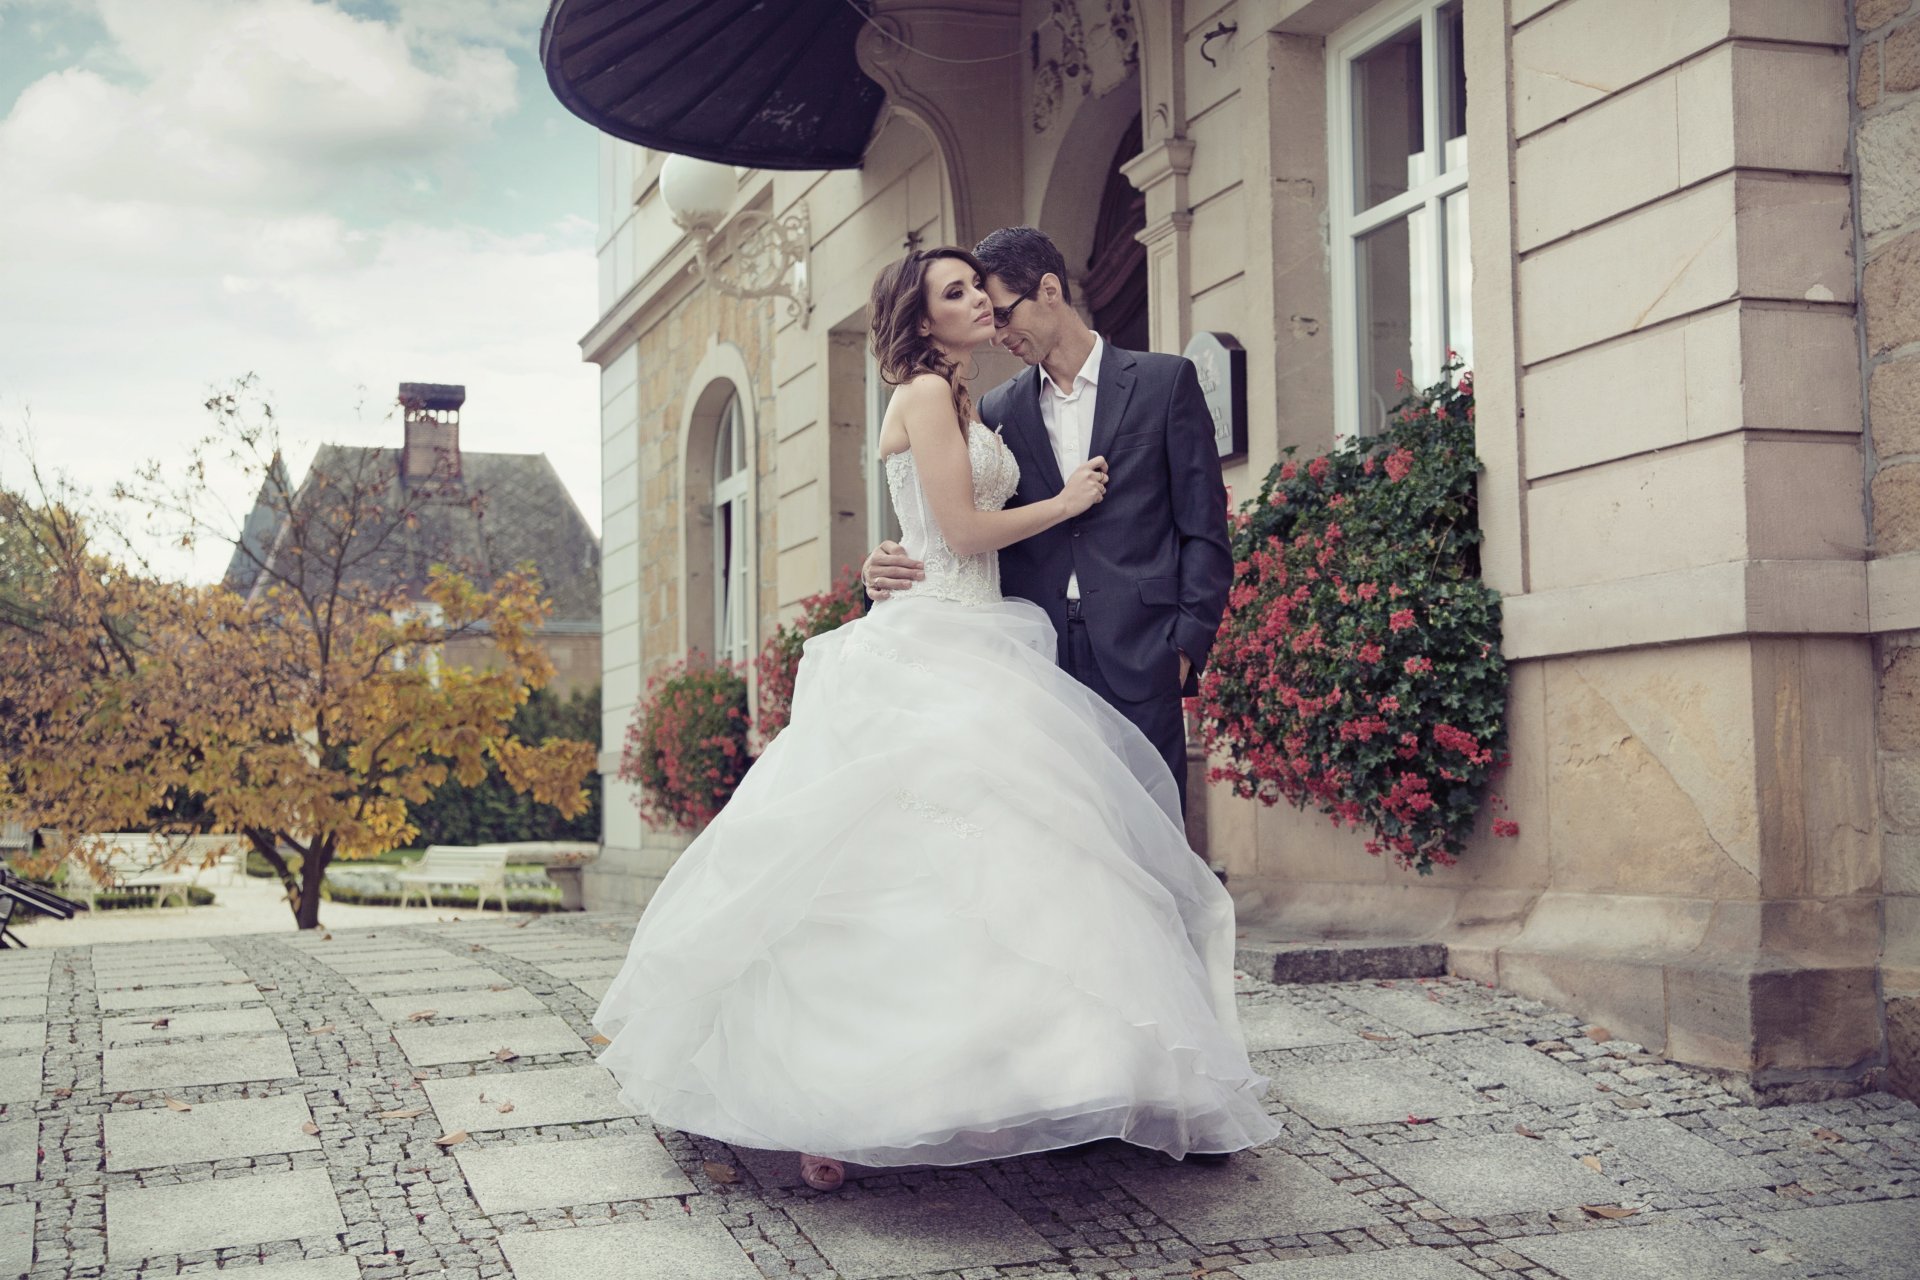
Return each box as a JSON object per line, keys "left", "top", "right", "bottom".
{"left": 0, "top": 0, "right": 603, "bottom": 583}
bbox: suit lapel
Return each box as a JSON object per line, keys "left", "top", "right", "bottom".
{"left": 1004, "top": 366, "right": 1062, "bottom": 494}
{"left": 1087, "top": 343, "right": 1136, "bottom": 462}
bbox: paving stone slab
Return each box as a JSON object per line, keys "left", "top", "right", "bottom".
{"left": 392, "top": 1013, "right": 587, "bottom": 1066}
{"left": 0, "top": 976, "right": 48, "bottom": 998}
{"left": 105, "top": 1094, "right": 320, "bottom": 1171}
{"left": 1367, "top": 1133, "right": 1617, "bottom": 1217}
{"left": 1117, "top": 1147, "right": 1385, "bottom": 1244}
{"left": 0, "top": 1024, "right": 43, "bottom": 1056}
{"left": 105, "top": 1167, "right": 344, "bottom": 1260}
{"left": 1510, "top": 1221, "right": 1785, "bottom": 1279}
{"left": 91, "top": 949, "right": 222, "bottom": 975}
{"left": 316, "top": 951, "right": 478, "bottom": 974}
{"left": 96, "top": 983, "right": 260, "bottom": 1013}
{"left": 96, "top": 966, "right": 249, "bottom": 989}
{"left": 1266, "top": 1059, "right": 1490, "bottom": 1128}
{"left": 0, "top": 996, "right": 47, "bottom": 1021}
{"left": 574, "top": 977, "right": 612, "bottom": 1002}
{"left": 0, "top": 1054, "right": 41, "bottom": 1103}
{"left": 535, "top": 959, "right": 623, "bottom": 980}
{"left": 1453, "top": 1037, "right": 1598, "bottom": 1106}
{"left": 345, "top": 966, "right": 504, "bottom": 996}
{"left": 497, "top": 1217, "right": 761, "bottom": 1280}
{"left": 456, "top": 1134, "right": 696, "bottom": 1212}
{"left": 785, "top": 1183, "right": 1059, "bottom": 1278}
{"left": 103, "top": 1031, "right": 296, "bottom": 1091}
{"left": 1237, "top": 1248, "right": 1487, "bottom": 1279}
{"left": 0, "top": 1202, "right": 30, "bottom": 1277}
{"left": 1240, "top": 1002, "right": 1361, "bottom": 1051}
{"left": 0, "top": 1120, "right": 37, "bottom": 1185}
{"left": 103, "top": 1006, "right": 283, "bottom": 1044}
{"left": 1333, "top": 985, "right": 1486, "bottom": 1035}
{"left": 421, "top": 1064, "right": 638, "bottom": 1132}
{"left": 1763, "top": 1198, "right": 1920, "bottom": 1275}
{"left": 367, "top": 988, "right": 546, "bottom": 1022}
{"left": 1593, "top": 1116, "right": 1773, "bottom": 1191}
{"left": 224, "top": 1259, "right": 361, "bottom": 1280}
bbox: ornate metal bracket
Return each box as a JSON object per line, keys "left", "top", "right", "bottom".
{"left": 686, "top": 205, "right": 813, "bottom": 327}
{"left": 1199, "top": 21, "right": 1237, "bottom": 67}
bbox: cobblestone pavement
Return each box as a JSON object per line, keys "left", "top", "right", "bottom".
{"left": 0, "top": 913, "right": 1913, "bottom": 1280}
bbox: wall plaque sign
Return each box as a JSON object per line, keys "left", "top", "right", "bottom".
{"left": 1184, "top": 331, "right": 1247, "bottom": 463}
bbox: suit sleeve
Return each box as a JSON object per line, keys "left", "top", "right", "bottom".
{"left": 1166, "top": 357, "right": 1232, "bottom": 695}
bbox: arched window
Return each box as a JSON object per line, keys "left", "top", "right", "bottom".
{"left": 712, "top": 391, "right": 751, "bottom": 665}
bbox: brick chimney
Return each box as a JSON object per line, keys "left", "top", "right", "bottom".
{"left": 397, "top": 382, "right": 464, "bottom": 488}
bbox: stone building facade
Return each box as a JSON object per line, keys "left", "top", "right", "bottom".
{"left": 580, "top": 0, "right": 1917, "bottom": 1100}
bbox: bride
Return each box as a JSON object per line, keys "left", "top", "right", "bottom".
{"left": 592, "top": 246, "right": 1281, "bottom": 1191}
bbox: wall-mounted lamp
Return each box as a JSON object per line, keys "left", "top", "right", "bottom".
{"left": 659, "top": 153, "right": 812, "bottom": 327}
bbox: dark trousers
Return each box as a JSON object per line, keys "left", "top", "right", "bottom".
{"left": 1061, "top": 602, "right": 1188, "bottom": 818}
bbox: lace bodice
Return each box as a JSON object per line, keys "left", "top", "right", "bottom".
{"left": 882, "top": 422, "right": 1020, "bottom": 607}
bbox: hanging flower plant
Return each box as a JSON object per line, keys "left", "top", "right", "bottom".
{"left": 618, "top": 654, "right": 751, "bottom": 831}
{"left": 1199, "top": 359, "right": 1514, "bottom": 873}
{"left": 753, "top": 567, "right": 864, "bottom": 743}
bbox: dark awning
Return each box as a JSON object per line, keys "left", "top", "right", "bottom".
{"left": 541, "top": 0, "right": 889, "bottom": 170}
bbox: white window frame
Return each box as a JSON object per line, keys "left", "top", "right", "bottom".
{"left": 1328, "top": 0, "right": 1471, "bottom": 441}
{"left": 712, "top": 393, "right": 752, "bottom": 666}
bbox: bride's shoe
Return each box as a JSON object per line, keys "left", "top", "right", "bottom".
{"left": 799, "top": 1155, "right": 845, "bottom": 1190}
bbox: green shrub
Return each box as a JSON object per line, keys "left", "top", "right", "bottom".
{"left": 405, "top": 684, "right": 602, "bottom": 846}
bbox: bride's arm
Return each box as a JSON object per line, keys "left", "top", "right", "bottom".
{"left": 899, "top": 375, "right": 1105, "bottom": 557}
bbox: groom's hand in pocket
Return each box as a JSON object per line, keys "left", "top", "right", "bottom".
{"left": 863, "top": 541, "right": 925, "bottom": 599}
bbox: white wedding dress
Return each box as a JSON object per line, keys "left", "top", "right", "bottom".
{"left": 593, "top": 422, "right": 1281, "bottom": 1165}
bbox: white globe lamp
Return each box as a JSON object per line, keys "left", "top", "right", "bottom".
{"left": 660, "top": 153, "right": 738, "bottom": 233}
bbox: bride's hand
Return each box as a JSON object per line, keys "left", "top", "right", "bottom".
{"left": 1058, "top": 457, "right": 1109, "bottom": 517}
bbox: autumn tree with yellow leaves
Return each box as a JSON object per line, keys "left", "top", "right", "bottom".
{"left": 0, "top": 385, "right": 596, "bottom": 929}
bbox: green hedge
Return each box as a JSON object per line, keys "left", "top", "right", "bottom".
{"left": 406, "top": 684, "right": 602, "bottom": 845}
{"left": 320, "top": 879, "right": 563, "bottom": 913}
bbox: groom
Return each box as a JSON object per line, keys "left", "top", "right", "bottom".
{"left": 863, "top": 226, "right": 1232, "bottom": 818}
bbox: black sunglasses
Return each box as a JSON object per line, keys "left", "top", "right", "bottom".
{"left": 992, "top": 281, "right": 1041, "bottom": 329}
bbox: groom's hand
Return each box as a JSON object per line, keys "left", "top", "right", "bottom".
{"left": 1179, "top": 652, "right": 1193, "bottom": 688}
{"left": 863, "top": 541, "right": 925, "bottom": 599}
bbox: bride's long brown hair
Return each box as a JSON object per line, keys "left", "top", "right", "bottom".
{"left": 868, "top": 246, "right": 980, "bottom": 436}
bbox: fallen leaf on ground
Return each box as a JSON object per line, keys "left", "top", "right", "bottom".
{"left": 513, "top": 919, "right": 532, "bottom": 929}
{"left": 493, "top": 1047, "right": 519, "bottom": 1063}
{"left": 478, "top": 1092, "right": 487, "bottom": 1102}
{"left": 301, "top": 1121, "right": 320, "bottom": 1136}
{"left": 488, "top": 984, "right": 512, "bottom": 992}
{"left": 257, "top": 985, "right": 277, "bottom": 992}
{"left": 588, "top": 1034, "right": 611, "bottom": 1046}
{"left": 432, "top": 1131, "right": 469, "bottom": 1147}
{"left": 407, "top": 1010, "right": 437, "bottom": 1021}
{"left": 1376, "top": 981, "right": 1396, "bottom": 988}
{"left": 411, "top": 1070, "right": 432, "bottom": 1080}
{"left": 223, "top": 978, "right": 250, "bottom": 985}
{"left": 50, "top": 1088, "right": 71, "bottom": 1099}
{"left": 321, "top": 933, "right": 332, "bottom": 941}
{"left": 496, "top": 1102, "right": 515, "bottom": 1114}
{"left": 375, "top": 1107, "right": 425, "bottom": 1120}
{"left": 308, "top": 1025, "right": 335, "bottom": 1034}
{"left": 1579, "top": 1204, "right": 1640, "bottom": 1220}
{"left": 1584, "top": 1025, "right": 1612, "bottom": 1042}
{"left": 1534, "top": 1041, "right": 1569, "bottom": 1052}
{"left": 1594, "top": 1083, "right": 1613, "bottom": 1093}
{"left": 1579, "top": 1155, "right": 1604, "bottom": 1172}
{"left": 1406, "top": 1114, "right": 1433, "bottom": 1125}
{"left": 148, "top": 1018, "right": 170, "bottom": 1030}
{"left": 1515, "top": 1125, "right": 1542, "bottom": 1139}
{"left": 164, "top": 1097, "right": 191, "bottom": 1112}
{"left": 1813, "top": 1128, "right": 1844, "bottom": 1142}
{"left": 1357, "top": 1031, "right": 1394, "bottom": 1042}
{"left": 702, "top": 1161, "right": 739, "bottom": 1184}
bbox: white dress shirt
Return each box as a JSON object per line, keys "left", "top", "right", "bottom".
{"left": 1039, "top": 333, "right": 1104, "bottom": 600}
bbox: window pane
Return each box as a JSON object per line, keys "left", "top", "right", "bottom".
{"left": 1351, "top": 23, "right": 1422, "bottom": 212}
{"left": 1357, "top": 214, "right": 1417, "bottom": 435}
{"left": 1445, "top": 190, "right": 1474, "bottom": 374}
{"left": 1440, "top": 1, "right": 1466, "bottom": 171}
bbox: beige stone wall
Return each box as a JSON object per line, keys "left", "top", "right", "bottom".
{"left": 1857, "top": 0, "right": 1920, "bottom": 1100}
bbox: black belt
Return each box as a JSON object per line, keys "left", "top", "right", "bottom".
{"left": 1065, "top": 597, "right": 1084, "bottom": 620}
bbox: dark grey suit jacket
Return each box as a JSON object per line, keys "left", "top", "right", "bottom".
{"left": 978, "top": 343, "right": 1232, "bottom": 704}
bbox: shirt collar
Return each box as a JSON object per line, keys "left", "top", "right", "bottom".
{"left": 1040, "top": 333, "right": 1104, "bottom": 401}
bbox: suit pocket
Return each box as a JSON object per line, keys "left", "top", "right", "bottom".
{"left": 1138, "top": 577, "right": 1178, "bottom": 605}
{"left": 1111, "top": 429, "right": 1156, "bottom": 452}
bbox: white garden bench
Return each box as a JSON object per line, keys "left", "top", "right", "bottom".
{"left": 396, "top": 845, "right": 511, "bottom": 912}
{"left": 64, "top": 833, "right": 197, "bottom": 910}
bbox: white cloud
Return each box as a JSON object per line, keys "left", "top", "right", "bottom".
{"left": 0, "top": 0, "right": 599, "bottom": 585}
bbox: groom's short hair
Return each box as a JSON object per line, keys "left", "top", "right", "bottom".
{"left": 975, "top": 226, "right": 1072, "bottom": 307}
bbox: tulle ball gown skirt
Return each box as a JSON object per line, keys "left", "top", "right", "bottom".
{"left": 593, "top": 594, "right": 1282, "bottom": 1166}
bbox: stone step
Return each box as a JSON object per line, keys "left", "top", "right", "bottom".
{"left": 1235, "top": 939, "right": 1448, "bottom": 986}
